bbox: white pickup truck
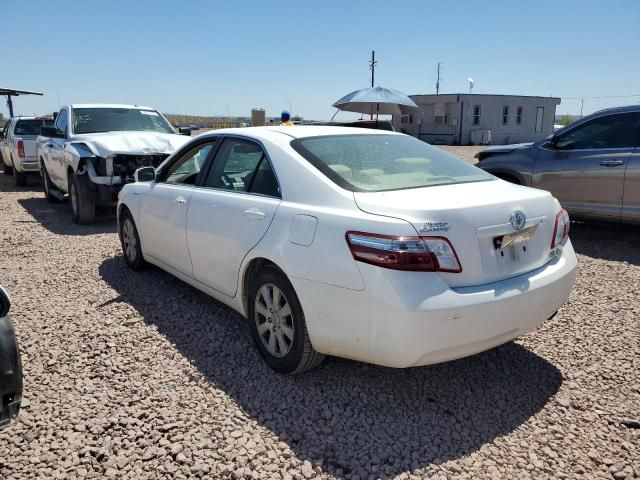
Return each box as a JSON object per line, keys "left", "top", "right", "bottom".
{"left": 37, "top": 104, "right": 190, "bottom": 224}
{"left": 1, "top": 116, "right": 54, "bottom": 186}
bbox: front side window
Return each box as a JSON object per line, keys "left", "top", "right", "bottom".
{"left": 473, "top": 105, "right": 481, "bottom": 125}
{"left": 516, "top": 106, "right": 523, "bottom": 125}
{"left": 72, "top": 108, "right": 174, "bottom": 135}
{"left": 291, "top": 134, "right": 493, "bottom": 192}
{"left": 205, "top": 138, "right": 280, "bottom": 197}
{"left": 55, "top": 110, "right": 68, "bottom": 136}
{"left": 502, "top": 106, "right": 510, "bottom": 125}
{"left": 554, "top": 112, "right": 640, "bottom": 150}
{"left": 162, "top": 142, "right": 216, "bottom": 185}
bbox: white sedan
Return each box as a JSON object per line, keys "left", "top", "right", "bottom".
{"left": 117, "top": 127, "right": 577, "bottom": 374}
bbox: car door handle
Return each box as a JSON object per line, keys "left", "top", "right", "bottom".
{"left": 243, "top": 207, "right": 266, "bottom": 221}
{"left": 599, "top": 159, "right": 625, "bottom": 167}
{"left": 174, "top": 196, "right": 188, "bottom": 206}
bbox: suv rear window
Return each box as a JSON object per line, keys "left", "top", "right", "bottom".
{"left": 14, "top": 119, "right": 53, "bottom": 136}
{"left": 291, "top": 134, "right": 493, "bottom": 192}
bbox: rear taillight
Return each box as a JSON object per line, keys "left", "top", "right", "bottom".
{"left": 346, "top": 231, "right": 462, "bottom": 273}
{"left": 17, "top": 140, "right": 25, "bottom": 158}
{"left": 551, "top": 209, "right": 570, "bottom": 248}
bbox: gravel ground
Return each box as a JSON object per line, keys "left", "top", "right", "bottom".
{"left": 0, "top": 152, "right": 638, "bottom": 479}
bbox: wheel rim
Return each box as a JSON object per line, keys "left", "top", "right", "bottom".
{"left": 122, "top": 219, "right": 137, "bottom": 262}
{"left": 70, "top": 182, "right": 77, "bottom": 215}
{"left": 254, "top": 283, "right": 294, "bottom": 358}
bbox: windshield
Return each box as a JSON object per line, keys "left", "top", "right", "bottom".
{"left": 14, "top": 119, "right": 53, "bottom": 136}
{"left": 72, "top": 108, "right": 174, "bottom": 135}
{"left": 291, "top": 134, "right": 493, "bottom": 192}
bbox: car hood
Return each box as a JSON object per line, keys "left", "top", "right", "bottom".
{"left": 479, "top": 142, "right": 534, "bottom": 154}
{"left": 69, "top": 131, "right": 190, "bottom": 158}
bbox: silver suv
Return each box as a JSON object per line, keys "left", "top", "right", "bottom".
{"left": 476, "top": 105, "right": 640, "bottom": 225}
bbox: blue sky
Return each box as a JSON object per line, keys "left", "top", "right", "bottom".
{"left": 2, "top": 0, "right": 639, "bottom": 120}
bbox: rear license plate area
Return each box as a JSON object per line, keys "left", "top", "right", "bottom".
{"left": 493, "top": 224, "right": 539, "bottom": 263}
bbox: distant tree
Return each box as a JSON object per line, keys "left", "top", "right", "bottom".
{"left": 558, "top": 114, "right": 574, "bottom": 126}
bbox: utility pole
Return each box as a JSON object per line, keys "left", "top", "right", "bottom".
{"left": 369, "top": 50, "right": 377, "bottom": 88}
{"left": 436, "top": 62, "right": 441, "bottom": 95}
{"left": 580, "top": 98, "right": 584, "bottom": 117}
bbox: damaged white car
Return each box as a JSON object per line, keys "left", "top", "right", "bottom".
{"left": 37, "top": 104, "right": 190, "bottom": 224}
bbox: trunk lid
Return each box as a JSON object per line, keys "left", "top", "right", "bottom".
{"left": 354, "top": 179, "right": 558, "bottom": 287}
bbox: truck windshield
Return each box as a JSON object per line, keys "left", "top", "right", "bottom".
{"left": 72, "top": 108, "right": 174, "bottom": 135}
{"left": 291, "top": 134, "right": 493, "bottom": 192}
{"left": 14, "top": 119, "right": 53, "bottom": 136}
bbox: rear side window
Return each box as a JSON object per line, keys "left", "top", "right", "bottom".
{"left": 555, "top": 112, "right": 640, "bottom": 150}
{"left": 291, "top": 134, "right": 492, "bottom": 192}
{"left": 14, "top": 119, "right": 53, "bottom": 136}
{"left": 204, "top": 138, "right": 280, "bottom": 197}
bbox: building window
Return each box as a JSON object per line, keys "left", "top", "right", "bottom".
{"left": 401, "top": 115, "right": 410, "bottom": 124}
{"left": 535, "top": 107, "right": 544, "bottom": 132}
{"left": 473, "top": 105, "right": 481, "bottom": 125}
{"left": 434, "top": 115, "right": 448, "bottom": 124}
{"left": 516, "top": 106, "right": 523, "bottom": 125}
{"left": 502, "top": 106, "right": 510, "bottom": 125}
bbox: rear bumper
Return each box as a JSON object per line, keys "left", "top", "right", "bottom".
{"left": 292, "top": 240, "right": 578, "bottom": 368}
{"left": 14, "top": 157, "right": 39, "bottom": 172}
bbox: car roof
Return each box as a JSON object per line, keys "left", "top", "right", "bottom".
{"left": 68, "top": 103, "right": 157, "bottom": 110}
{"left": 196, "top": 125, "right": 402, "bottom": 142}
{"left": 591, "top": 104, "right": 640, "bottom": 116}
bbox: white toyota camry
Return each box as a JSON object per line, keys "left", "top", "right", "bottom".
{"left": 117, "top": 126, "right": 577, "bottom": 374}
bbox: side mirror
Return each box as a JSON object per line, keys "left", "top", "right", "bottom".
{"left": 41, "top": 126, "right": 62, "bottom": 138}
{"left": 544, "top": 134, "right": 557, "bottom": 149}
{"left": 178, "top": 127, "right": 193, "bottom": 136}
{"left": 134, "top": 166, "right": 156, "bottom": 183}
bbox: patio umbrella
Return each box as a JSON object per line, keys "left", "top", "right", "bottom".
{"left": 332, "top": 86, "right": 419, "bottom": 116}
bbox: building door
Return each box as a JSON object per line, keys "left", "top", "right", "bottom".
{"left": 535, "top": 107, "right": 544, "bottom": 132}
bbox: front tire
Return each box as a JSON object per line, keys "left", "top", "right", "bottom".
{"left": 119, "top": 209, "right": 146, "bottom": 270}
{"left": 248, "top": 267, "right": 324, "bottom": 374}
{"left": 69, "top": 173, "right": 95, "bottom": 224}
{"left": 42, "top": 165, "right": 61, "bottom": 202}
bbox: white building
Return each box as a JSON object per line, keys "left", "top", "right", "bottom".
{"left": 393, "top": 94, "right": 561, "bottom": 145}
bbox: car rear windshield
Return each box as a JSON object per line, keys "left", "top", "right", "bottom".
{"left": 290, "top": 134, "right": 493, "bottom": 192}
{"left": 72, "top": 108, "right": 174, "bottom": 135}
{"left": 14, "top": 119, "right": 53, "bottom": 136}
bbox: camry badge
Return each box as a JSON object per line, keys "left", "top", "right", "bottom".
{"left": 420, "top": 222, "right": 450, "bottom": 233}
{"left": 510, "top": 211, "right": 527, "bottom": 231}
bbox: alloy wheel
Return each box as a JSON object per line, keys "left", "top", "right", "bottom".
{"left": 122, "top": 219, "right": 137, "bottom": 262}
{"left": 254, "top": 283, "right": 294, "bottom": 358}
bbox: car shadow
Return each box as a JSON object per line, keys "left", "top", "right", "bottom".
{"left": 17, "top": 197, "right": 116, "bottom": 236}
{"left": 98, "top": 255, "right": 563, "bottom": 478}
{"left": 0, "top": 171, "right": 44, "bottom": 193}
{"left": 570, "top": 221, "right": 640, "bottom": 266}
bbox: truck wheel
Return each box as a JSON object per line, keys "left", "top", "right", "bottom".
{"left": 68, "top": 173, "right": 95, "bottom": 224}
{"left": 14, "top": 170, "right": 27, "bottom": 187}
{"left": 119, "top": 209, "right": 146, "bottom": 270}
{"left": 248, "top": 267, "right": 324, "bottom": 374}
{"left": 1, "top": 154, "right": 12, "bottom": 175}
{"left": 42, "top": 165, "right": 61, "bottom": 203}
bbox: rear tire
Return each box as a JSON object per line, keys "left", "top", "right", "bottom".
{"left": 1, "top": 153, "right": 12, "bottom": 175}
{"left": 69, "top": 173, "right": 95, "bottom": 224}
{"left": 119, "top": 209, "right": 146, "bottom": 270}
{"left": 14, "top": 170, "right": 27, "bottom": 187}
{"left": 42, "top": 165, "right": 61, "bottom": 203}
{"left": 248, "top": 267, "right": 324, "bottom": 374}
